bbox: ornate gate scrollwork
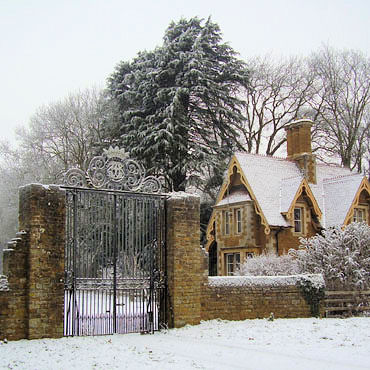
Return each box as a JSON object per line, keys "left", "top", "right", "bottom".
{"left": 62, "top": 147, "right": 162, "bottom": 193}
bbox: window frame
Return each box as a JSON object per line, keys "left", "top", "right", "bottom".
{"left": 353, "top": 207, "right": 367, "bottom": 223}
{"left": 224, "top": 210, "right": 230, "bottom": 235}
{"left": 235, "top": 208, "right": 242, "bottom": 234}
{"left": 293, "top": 207, "right": 304, "bottom": 234}
{"left": 225, "top": 252, "right": 240, "bottom": 276}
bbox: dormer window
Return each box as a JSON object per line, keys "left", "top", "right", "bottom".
{"left": 224, "top": 210, "right": 230, "bottom": 235}
{"left": 294, "top": 207, "right": 303, "bottom": 233}
{"left": 353, "top": 207, "right": 366, "bottom": 223}
{"left": 235, "top": 208, "right": 242, "bottom": 234}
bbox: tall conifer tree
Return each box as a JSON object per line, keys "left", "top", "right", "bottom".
{"left": 108, "top": 17, "right": 249, "bottom": 191}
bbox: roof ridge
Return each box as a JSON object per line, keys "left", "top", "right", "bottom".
{"left": 235, "top": 151, "right": 289, "bottom": 161}
{"left": 323, "top": 173, "right": 363, "bottom": 183}
{"left": 281, "top": 175, "right": 303, "bottom": 181}
{"left": 316, "top": 162, "right": 346, "bottom": 169}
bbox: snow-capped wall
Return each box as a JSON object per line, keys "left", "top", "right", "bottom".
{"left": 208, "top": 274, "right": 325, "bottom": 289}
{"left": 202, "top": 274, "right": 325, "bottom": 321}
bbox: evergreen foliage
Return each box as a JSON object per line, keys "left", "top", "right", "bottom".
{"left": 107, "top": 17, "right": 249, "bottom": 191}
{"left": 296, "top": 276, "right": 325, "bottom": 317}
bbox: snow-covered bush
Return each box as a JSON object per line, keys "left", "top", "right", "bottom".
{"left": 237, "top": 223, "right": 370, "bottom": 291}
{"left": 236, "top": 253, "right": 300, "bottom": 276}
{"left": 289, "top": 222, "right": 370, "bottom": 290}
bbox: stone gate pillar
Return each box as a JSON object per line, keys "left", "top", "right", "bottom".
{"left": 166, "top": 192, "right": 204, "bottom": 328}
{"left": 19, "top": 184, "right": 65, "bottom": 339}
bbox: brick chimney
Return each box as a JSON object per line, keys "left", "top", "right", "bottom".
{"left": 285, "top": 119, "right": 317, "bottom": 184}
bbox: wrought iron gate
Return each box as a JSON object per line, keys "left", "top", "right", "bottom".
{"left": 64, "top": 187, "right": 167, "bottom": 336}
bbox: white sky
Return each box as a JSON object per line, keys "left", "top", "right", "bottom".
{"left": 1, "top": 0, "right": 369, "bottom": 143}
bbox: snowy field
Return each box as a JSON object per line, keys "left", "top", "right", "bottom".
{"left": 1, "top": 317, "right": 370, "bottom": 370}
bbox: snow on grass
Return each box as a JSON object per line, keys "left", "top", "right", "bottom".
{"left": 1, "top": 317, "right": 370, "bottom": 370}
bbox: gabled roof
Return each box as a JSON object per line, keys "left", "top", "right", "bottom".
{"left": 322, "top": 175, "right": 367, "bottom": 227}
{"left": 235, "top": 152, "right": 303, "bottom": 227}
{"left": 310, "top": 166, "right": 364, "bottom": 228}
{"left": 214, "top": 152, "right": 367, "bottom": 229}
{"left": 280, "top": 176, "right": 303, "bottom": 213}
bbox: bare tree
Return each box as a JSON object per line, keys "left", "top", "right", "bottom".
{"left": 239, "top": 56, "right": 314, "bottom": 155}
{"left": 0, "top": 87, "right": 114, "bottom": 259}
{"left": 307, "top": 46, "right": 370, "bottom": 171}
{"left": 16, "top": 87, "right": 114, "bottom": 179}
{"left": 0, "top": 140, "right": 36, "bottom": 271}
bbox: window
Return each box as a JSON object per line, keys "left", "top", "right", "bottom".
{"left": 235, "top": 208, "right": 242, "bottom": 234}
{"left": 353, "top": 208, "right": 365, "bottom": 223}
{"left": 294, "top": 207, "right": 303, "bottom": 233}
{"left": 246, "top": 252, "right": 254, "bottom": 259}
{"left": 225, "top": 253, "right": 240, "bottom": 276}
{"left": 224, "top": 211, "right": 230, "bottom": 235}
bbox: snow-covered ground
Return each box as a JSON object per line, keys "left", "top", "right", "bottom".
{"left": 1, "top": 317, "right": 370, "bottom": 370}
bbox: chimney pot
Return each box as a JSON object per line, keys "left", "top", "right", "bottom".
{"left": 285, "top": 119, "right": 316, "bottom": 184}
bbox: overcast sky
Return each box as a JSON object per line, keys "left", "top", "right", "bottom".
{"left": 1, "top": 0, "right": 369, "bottom": 143}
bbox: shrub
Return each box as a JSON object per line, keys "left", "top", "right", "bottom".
{"left": 290, "top": 222, "right": 370, "bottom": 290}
{"left": 236, "top": 253, "right": 300, "bottom": 276}
{"left": 237, "top": 222, "right": 370, "bottom": 291}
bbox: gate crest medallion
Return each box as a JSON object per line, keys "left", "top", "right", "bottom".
{"left": 62, "top": 147, "right": 162, "bottom": 193}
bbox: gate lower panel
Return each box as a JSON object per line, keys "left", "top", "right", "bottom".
{"left": 64, "top": 286, "right": 164, "bottom": 336}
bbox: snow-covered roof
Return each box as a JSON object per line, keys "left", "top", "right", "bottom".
{"left": 235, "top": 152, "right": 302, "bottom": 227}
{"left": 216, "top": 188, "right": 251, "bottom": 207}
{"left": 322, "top": 174, "right": 363, "bottom": 227}
{"left": 309, "top": 165, "right": 361, "bottom": 228}
{"left": 280, "top": 176, "right": 304, "bottom": 214}
{"left": 230, "top": 152, "right": 364, "bottom": 228}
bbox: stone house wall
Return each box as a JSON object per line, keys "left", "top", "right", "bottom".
{"left": 277, "top": 195, "right": 318, "bottom": 255}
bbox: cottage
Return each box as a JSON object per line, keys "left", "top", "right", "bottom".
{"left": 206, "top": 119, "right": 370, "bottom": 276}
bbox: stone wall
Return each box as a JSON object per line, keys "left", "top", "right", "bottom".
{"left": 201, "top": 277, "right": 319, "bottom": 321}
{"left": 0, "top": 184, "right": 65, "bottom": 340}
{"left": 166, "top": 192, "right": 203, "bottom": 328}
{"left": 0, "top": 232, "right": 28, "bottom": 341}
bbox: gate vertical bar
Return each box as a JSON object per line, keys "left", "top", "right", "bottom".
{"left": 72, "top": 190, "right": 78, "bottom": 336}
{"left": 161, "top": 197, "right": 167, "bottom": 329}
{"left": 112, "top": 193, "right": 118, "bottom": 333}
